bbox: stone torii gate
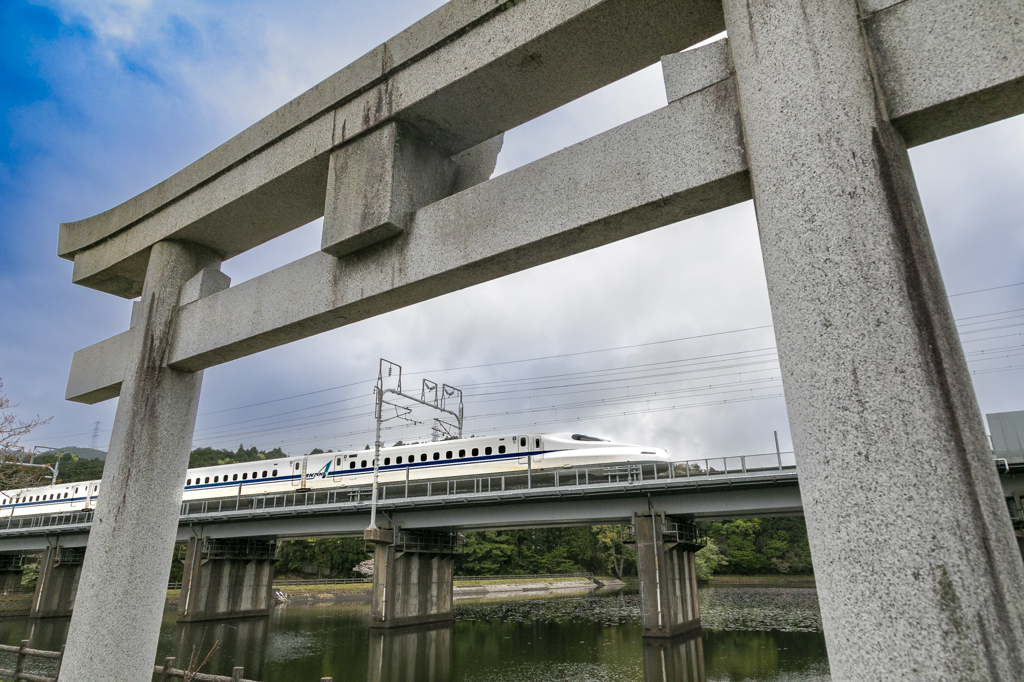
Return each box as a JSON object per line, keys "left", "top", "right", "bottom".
{"left": 56, "top": 0, "right": 1022, "bottom": 680}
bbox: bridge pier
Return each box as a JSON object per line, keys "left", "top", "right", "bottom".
{"left": 367, "top": 623, "right": 452, "bottom": 682}
{"left": 30, "top": 545, "right": 84, "bottom": 618}
{"left": 0, "top": 554, "right": 28, "bottom": 595}
{"left": 633, "top": 514, "right": 703, "bottom": 638}
{"left": 365, "top": 528, "right": 458, "bottom": 629}
{"left": 641, "top": 630, "right": 705, "bottom": 682}
{"left": 177, "top": 537, "right": 275, "bottom": 622}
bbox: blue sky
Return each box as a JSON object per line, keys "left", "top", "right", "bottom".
{"left": 3, "top": 1, "right": 1024, "bottom": 459}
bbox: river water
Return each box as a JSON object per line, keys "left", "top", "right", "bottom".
{"left": 0, "top": 586, "right": 830, "bottom": 681}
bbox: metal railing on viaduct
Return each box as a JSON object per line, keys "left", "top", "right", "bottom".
{"left": 0, "top": 453, "right": 800, "bottom": 550}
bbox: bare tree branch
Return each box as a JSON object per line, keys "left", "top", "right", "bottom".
{"left": 0, "top": 378, "right": 53, "bottom": 491}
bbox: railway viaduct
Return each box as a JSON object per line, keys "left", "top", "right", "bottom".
{"left": 39, "top": 0, "right": 1024, "bottom": 679}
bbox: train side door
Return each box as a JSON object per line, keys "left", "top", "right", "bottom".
{"left": 291, "top": 456, "right": 308, "bottom": 487}
{"left": 517, "top": 435, "right": 540, "bottom": 464}
{"left": 333, "top": 454, "right": 346, "bottom": 483}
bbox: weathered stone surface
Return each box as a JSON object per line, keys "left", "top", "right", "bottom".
{"left": 722, "top": 0, "right": 1024, "bottom": 678}
{"left": 60, "top": 242, "right": 223, "bottom": 682}
{"left": 322, "top": 122, "right": 456, "bottom": 258}
{"left": 661, "top": 38, "right": 731, "bottom": 103}
{"left": 60, "top": 0, "right": 725, "bottom": 297}
{"left": 66, "top": 81, "right": 747, "bottom": 387}
{"left": 178, "top": 268, "right": 231, "bottom": 306}
{"left": 867, "top": 0, "right": 1024, "bottom": 147}
{"left": 64, "top": 329, "right": 132, "bottom": 403}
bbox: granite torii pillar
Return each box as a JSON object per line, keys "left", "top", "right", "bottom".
{"left": 720, "top": 0, "right": 1024, "bottom": 678}
{"left": 60, "top": 242, "right": 225, "bottom": 682}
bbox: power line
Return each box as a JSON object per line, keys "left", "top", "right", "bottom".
{"left": 948, "top": 281, "right": 1024, "bottom": 298}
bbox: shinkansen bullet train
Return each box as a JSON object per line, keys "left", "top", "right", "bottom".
{"left": 1, "top": 433, "right": 669, "bottom": 518}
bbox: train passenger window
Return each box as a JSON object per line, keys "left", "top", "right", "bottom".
{"left": 433, "top": 452, "right": 440, "bottom": 460}
{"left": 459, "top": 450, "right": 465, "bottom": 458}
{"left": 262, "top": 471, "right": 268, "bottom": 477}
{"left": 498, "top": 445, "right": 505, "bottom": 454}
{"left": 187, "top": 479, "right": 191, "bottom": 485}
{"left": 520, "top": 437, "right": 526, "bottom": 447}
{"left": 485, "top": 447, "right": 492, "bottom": 455}
{"left": 397, "top": 456, "right": 403, "bottom": 464}
{"left": 242, "top": 473, "right": 247, "bottom": 480}
{"left": 232, "top": 474, "right": 237, "bottom": 481}
{"left": 252, "top": 472, "right": 257, "bottom": 478}
{"left": 472, "top": 448, "right": 478, "bottom": 457}
{"left": 421, "top": 454, "right": 427, "bottom": 462}
{"left": 214, "top": 476, "right": 219, "bottom": 483}
{"left": 50, "top": 494, "right": 54, "bottom": 500}
{"left": 64, "top": 493, "right": 68, "bottom": 498}
{"left": 350, "top": 462, "right": 355, "bottom": 469}
{"left": 205, "top": 477, "right": 210, "bottom": 484}
{"left": 446, "top": 451, "right": 452, "bottom": 459}
{"left": 272, "top": 469, "right": 277, "bottom": 476}
{"left": 361, "top": 460, "right": 367, "bottom": 468}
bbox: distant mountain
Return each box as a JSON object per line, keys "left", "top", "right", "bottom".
{"left": 56, "top": 446, "right": 107, "bottom": 461}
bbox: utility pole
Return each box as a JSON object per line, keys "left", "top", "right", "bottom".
{"left": 368, "top": 359, "right": 463, "bottom": 530}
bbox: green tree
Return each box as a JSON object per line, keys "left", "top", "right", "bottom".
{"left": 694, "top": 538, "right": 727, "bottom": 581}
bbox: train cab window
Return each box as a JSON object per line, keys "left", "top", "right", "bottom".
{"left": 242, "top": 473, "right": 248, "bottom": 480}
{"left": 262, "top": 471, "right": 268, "bottom": 478}
{"left": 214, "top": 476, "right": 219, "bottom": 483}
{"left": 350, "top": 461, "right": 356, "bottom": 469}
{"left": 472, "top": 448, "right": 478, "bottom": 457}
{"left": 485, "top": 447, "right": 492, "bottom": 455}
{"left": 272, "top": 469, "right": 278, "bottom": 476}
{"left": 361, "top": 460, "right": 367, "bottom": 468}
{"left": 446, "top": 451, "right": 453, "bottom": 459}
{"left": 433, "top": 452, "right": 440, "bottom": 460}
{"left": 520, "top": 437, "right": 526, "bottom": 447}
{"left": 205, "top": 477, "right": 210, "bottom": 484}
{"left": 459, "top": 450, "right": 466, "bottom": 458}
{"left": 421, "top": 453, "right": 427, "bottom": 462}
{"left": 498, "top": 445, "right": 505, "bottom": 454}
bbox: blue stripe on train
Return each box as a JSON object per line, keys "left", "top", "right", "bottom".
{"left": 181, "top": 448, "right": 561, "bottom": 492}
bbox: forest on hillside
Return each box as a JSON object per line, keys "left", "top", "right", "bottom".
{"left": 29, "top": 445, "right": 814, "bottom": 580}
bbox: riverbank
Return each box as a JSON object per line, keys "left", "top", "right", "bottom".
{"left": 269, "top": 576, "right": 601, "bottom": 605}
{"left": 0, "top": 593, "right": 31, "bottom": 616}
{"left": 707, "top": 574, "right": 816, "bottom": 586}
